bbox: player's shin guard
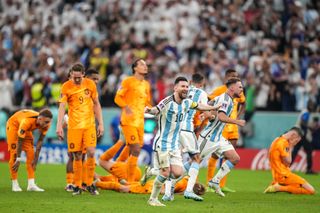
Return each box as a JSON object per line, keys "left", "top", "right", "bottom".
{"left": 183, "top": 162, "right": 191, "bottom": 174}
{"left": 116, "top": 145, "right": 129, "bottom": 162}
{"left": 150, "top": 175, "right": 167, "bottom": 199}
{"left": 212, "top": 160, "right": 234, "bottom": 184}
{"left": 86, "top": 157, "right": 95, "bottom": 186}
{"left": 73, "top": 160, "right": 83, "bottom": 187}
{"left": 186, "top": 162, "right": 199, "bottom": 192}
{"left": 127, "top": 155, "right": 138, "bottom": 182}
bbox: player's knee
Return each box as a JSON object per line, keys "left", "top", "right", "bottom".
{"left": 229, "top": 155, "right": 240, "bottom": 165}
{"left": 211, "top": 153, "right": 219, "bottom": 159}
{"left": 130, "top": 144, "right": 140, "bottom": 156}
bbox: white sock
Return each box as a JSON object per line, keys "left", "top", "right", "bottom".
{"left": 212, "top": 160, "right": 234, "bottom": 183}
{"left": 12, "top": 179, "right": 19, "bottom": 186}
{"left": 164, "top": 179, "right": 172, "bottom": 196}
{"left": 28, "top": 178, "right": 35, "bottom": 186}
{"left": 186, "top": 162, "right": 199, "bottom": 192}
{"left": 150, "top": 175, "right": 166, "bottom": 199}
{"left": 150, "top": 168, "right": 160, "bottom": 176}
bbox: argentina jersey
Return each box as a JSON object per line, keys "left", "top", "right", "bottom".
{"left": 153, "top": 95, "right": 197, "bottom": 152}
{"left": 182, "top": 85, "right": 208, "bottom": 131}
{"left": 200, "top": 92, "right": 234, "bottom": 142}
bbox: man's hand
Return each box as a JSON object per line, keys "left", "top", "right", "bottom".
{"left": 97, "top": 124, "right": 104, "bottom": 138}
{"left": 12, "top": 160, "right": 20, "bottom": 172}
{"left": 56, "top": 127, "right": 64, "bottom": 140}
{"left": 32, "top": 159, "right": 38, "bottom": 171}
{"left": 144, "top": 106, "right": 152, "bottom": 113}
{"left": 236, "top": 120, "right": 246, "bottom": 127}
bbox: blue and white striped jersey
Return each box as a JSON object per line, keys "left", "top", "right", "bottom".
{"left": 153, "top": 95, "right": 197, "bottom": 151}
{"left": 200, "top": 92, "right": 234, "bottom": 141}
{"left": 182, "top": 85, "right": 208, "bottom": 131}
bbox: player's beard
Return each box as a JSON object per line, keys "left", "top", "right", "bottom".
{"left": 179, "top": 91, "right": 187, "bottom": 100}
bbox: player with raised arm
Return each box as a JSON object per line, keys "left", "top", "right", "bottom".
{"left": 199, "top": 78, "right": 246, "bottom": 197}
{"left": 145, "top": 76, "right": 221, "bottom": 206}
{"left": 6, "top": 108, "right": 53, "bottom": 192}
{"left": 206, "top": 68, "right": 245, "bottom": 193}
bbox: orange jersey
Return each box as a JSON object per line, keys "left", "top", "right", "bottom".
{"left": 115, "top": 76, "right": 151, "bottom": 127}
{"left": 7, "top": 109, "right": 49, "bottom": 138}
{"left": 208, "top": 85, "right": 245, "bottom": 119}
{"left": 269, "top": 136, "right": 291, "bottom": 180}
{"left": 59, "top": 78, "right": 98, "bottom": 129}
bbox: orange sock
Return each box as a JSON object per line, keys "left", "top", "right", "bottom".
{"left": 207, "top": 157, "right": 217, "bottom": 183}
{"left": 100, "top": 175, "right": 116, "bottom": 182}
{"left": 116, "top": 146, "right": 129, "bottom": 162}
{"left": 66, "top": 173, "right": 74, "bottom": 184}
{"left": 100, "top": 140, "right": 124, "bottom": 161}
{"left": 127, "top": 155, "right": 138, "bottom": 182}
{"left": 220, "top": 174, "right": 228, "bottom": 187}
{"left": 73, "top": 160, "right": 82, "bottom": 187}
{"left": 279, "top": 185, "right": 314, "bottom": 194}
{"left": 96, "top": 181, "right": 121, "bottom": 191}
{"left": 26, "top": 148, "right": 35, "bottom": 179}
{"left": 86, "top": 157, "right": 95, "bottom": 186}
{"left": 82, "top": 160, "right": 87, "bottom": 186}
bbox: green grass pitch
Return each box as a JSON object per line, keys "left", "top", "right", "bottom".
{"left": 0, "top": 162, "right": 319, "bottom": 213}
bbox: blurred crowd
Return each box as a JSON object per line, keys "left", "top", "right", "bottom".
{"left": 0, "top": 0, "right": 320, "bottom": 115}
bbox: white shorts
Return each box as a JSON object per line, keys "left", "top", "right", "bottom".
{"left": 198, "top": 135, "right": 234, "bottom": 160}
{"left": 153, "top": 149, "right": 183, "bottom": 169}
{"left": 180, "top": 130, "right": 199, "bottom": 155}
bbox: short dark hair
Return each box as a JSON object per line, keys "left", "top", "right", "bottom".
{"left": 289, "top": 126, "right": 304, "bottom": 137}
{"left": 174, "top": 76, "right": 188, "bottom": 85}
{"left": 71, "top": 63, "right": 85, "bottom": 73}
{"left": 39, "top": 108, "right": 53, "bottom": 119}
{"left": 192, "top": 73, "right": 204, "bottom": 84}
{"left": 85, "top": 68, "right": 99, "bottom": 77}
{"left": 131, "top": 58, "right": 144, "bottom": 74}
{"left": 225, "top": 68, "right": 237, "bottom": 77}
{"left": 226, "top": 77, "right": 241, "bottom": 88}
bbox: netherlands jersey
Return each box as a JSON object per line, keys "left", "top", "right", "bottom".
{"left": 182, "top": 85, "right": 208, "bottom": 131}
{"left": 200, "top": 93, "right": 234, "bottom": 142}
{"left": 153, "top": 95, "right": 197, "bottom": 152}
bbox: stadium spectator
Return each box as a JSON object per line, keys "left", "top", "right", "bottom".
{"left": 0, "top": 0, "right": 318, "bottom": 112}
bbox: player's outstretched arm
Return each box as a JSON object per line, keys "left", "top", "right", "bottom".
{"left": 32, "top": 133, "right": 45, "bottom": 170}
{"left": 56, "top": 102, "right": 66, "bottom": 140}
{"left": 144, "top": 106, "right": 159, "bottom": 116}
{"left": 217, "top": 111, "right": 246, "bottom": 127}
{"left": 93, "top": 97, "right": 104, "bottom": 137}
{"left": 12, "top": 137, "right": 24, "bottom": 172}
{"left": 197, "top": 102, "right": 221, "bottom": 111}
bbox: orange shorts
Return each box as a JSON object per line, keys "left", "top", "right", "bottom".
{"left": 276, "top": 173, "right": 307, "bottom": 186}
{"left": 6, "top": 123, "right": 34, "bottom": 151}
{"left": 222, "top": 123, "right": 239, "bottom": 140}
{"left": 122, "top": 125, "right": 144, "bottom": 146}
{"left": 174, "top": 176, "right": 188, "bottom": 193}
{"left": 129, "top": 181, "right": 153, "bottom": 194}
{"left": 109, "top": 162, "right": 141, "bottom": 181}
{"left": 67, "top": 126, "right": 96, "bottom": 152}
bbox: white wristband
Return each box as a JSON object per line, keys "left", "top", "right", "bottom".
{"left": 16, "top": 157, "right": 21, "bottom": 162}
